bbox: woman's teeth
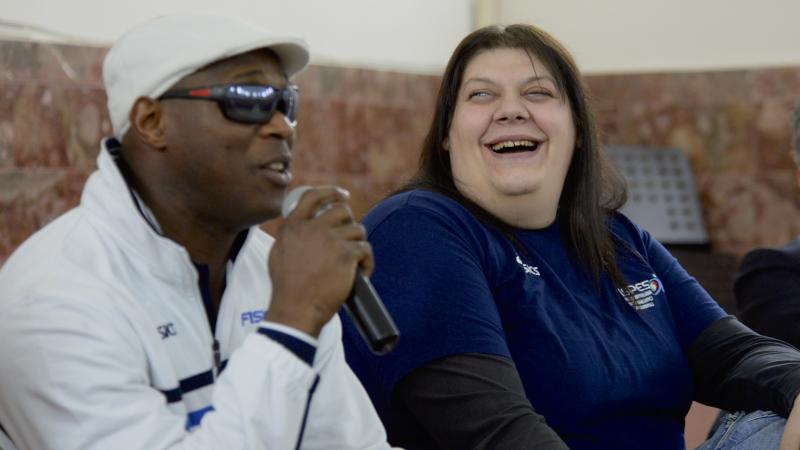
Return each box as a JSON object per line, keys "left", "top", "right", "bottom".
{"left": 490, "top": 140, "right": 539, "bottom": 153}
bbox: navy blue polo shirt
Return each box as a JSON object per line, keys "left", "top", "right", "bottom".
{"left": 342, "top": 189, "right": 725, "bottom": 450}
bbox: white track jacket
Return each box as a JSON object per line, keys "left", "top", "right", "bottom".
{"left": 0, "top": 138, "right": 391, "bottom": 450}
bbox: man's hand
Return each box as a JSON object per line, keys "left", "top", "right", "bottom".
{"left": 267, "top": 186, "right": 374, "bottom": 338}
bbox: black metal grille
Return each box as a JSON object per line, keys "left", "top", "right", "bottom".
{"left": 606, "top": 146, "right": 707, "bottom": 245}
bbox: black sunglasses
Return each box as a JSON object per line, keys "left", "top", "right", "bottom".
{"left": 159, "top": 84, "right": 299, "bottom": 126}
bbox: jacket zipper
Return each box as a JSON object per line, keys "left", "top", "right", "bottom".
{"left": 212, "top": 339, "right": 221, "bottom": 373}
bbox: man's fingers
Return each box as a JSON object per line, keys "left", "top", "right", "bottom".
{"left": 332, "top": 223, "right": 367, "bottom": 242}
{"left": 286, "top": 186, "right": 349, "bottom": 220}
{"left": 315, "top": 202, "right": 355, "bottom": 226}
{"left": 353, "top": 241, "right": 374, "bottom": 278}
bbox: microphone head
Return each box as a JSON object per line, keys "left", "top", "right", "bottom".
{"left": 281, "top": 185, "right": 312, "bottom": 218}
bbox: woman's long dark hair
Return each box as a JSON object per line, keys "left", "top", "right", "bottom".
{"left": 399, "top": 24, "right": 628, "bottom": 289}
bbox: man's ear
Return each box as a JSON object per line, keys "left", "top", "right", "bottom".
{"left": 129, "top": 97, "right": 168, "bottom": 150}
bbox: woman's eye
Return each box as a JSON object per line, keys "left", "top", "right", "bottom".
{"left": 468, "top": 90, "right": 492, "bottom": 99}
{"left": 526, "top": 89, "right": 553, "bottom": 98}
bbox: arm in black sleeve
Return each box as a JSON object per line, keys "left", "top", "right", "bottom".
{"left": 734, "top": 248, "right": 800, "bottom": 348}
{"left": 394, "top": 352, "right": 569, "bottom": 450}
{"left": 688, "top": 315, "right": 800, "bottom": 415}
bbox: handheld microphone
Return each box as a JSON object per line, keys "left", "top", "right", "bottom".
{"left": 282, "top": 186, "right": 400, "bottom": 355}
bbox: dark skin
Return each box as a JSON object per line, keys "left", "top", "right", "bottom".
{"left": 122, "top": 49, "right": 372, "bottom": 337}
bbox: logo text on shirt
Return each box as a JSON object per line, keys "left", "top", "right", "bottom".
{"left": 241, "top": 310, "right": 266, "bottom": 326}
{"left": 157, "top": 322, "right": 177, "bottom": 339}
{"left": 515, "top": 255, "right": 540, "bottom": 277}
{"left": 618, "top": 274, "right": 663, "bottom": 311}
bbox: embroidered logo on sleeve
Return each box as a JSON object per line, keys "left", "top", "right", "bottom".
{"left": 515, "top": 255, "right": 541, "bottom": 276}
{"left": 618, "top": 274, "right": 663, "bottom": 311}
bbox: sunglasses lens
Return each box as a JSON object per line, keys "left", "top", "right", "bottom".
{"left": 224, "top": 97, "right": 276, "bottom": 124}
{"left": 222, "top": 86, "right": 298, "bottom": 124}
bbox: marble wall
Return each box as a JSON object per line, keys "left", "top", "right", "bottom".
{"left": 0, "top": 41, "right": 109, "bottom": 264}
{"left": 588, "top": 71, "right": 800, "bottom": 255}
{"left": 2, "top": 39, "right": 799, "bottom": 264}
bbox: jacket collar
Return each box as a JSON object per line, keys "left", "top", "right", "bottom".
{"left": 80, "top": 137, "right": 251, "bottom": 284}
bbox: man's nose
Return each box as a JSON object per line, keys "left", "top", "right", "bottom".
{"left": 258, "top": 112, "right": 295, "bottom": 144}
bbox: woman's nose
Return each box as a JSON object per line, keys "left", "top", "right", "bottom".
{"left": 494, "top": 96, "right": 531, "bottom": 122}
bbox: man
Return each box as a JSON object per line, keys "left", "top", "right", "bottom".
{"left": 734, "top": 102, "right": 800, "bottom": 349}
{"left": 0, "top": 13, "right": 391, "bottom": 449}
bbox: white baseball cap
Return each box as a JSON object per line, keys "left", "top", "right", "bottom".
{"left": 103, "top": 13, "right": 310, "bottom": 138}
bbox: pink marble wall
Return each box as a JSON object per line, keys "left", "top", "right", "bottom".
{"left": 278, "top": 64, "right": 439, "bottom": 236}
{"left": 2, "top": 39, "right": 799, "bottom": 265}
{"left": 588, "top": 71, "right": 800, "bottom": 255}
{"left": 0, "top": 41, "right": 110, "bottom": 264}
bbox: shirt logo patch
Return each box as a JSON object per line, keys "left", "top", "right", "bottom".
{"left": 515, "top": 255, "right": 540, "bottom": 277}
{"left": 618, "top": 274, "right": 663, "bottom": 311}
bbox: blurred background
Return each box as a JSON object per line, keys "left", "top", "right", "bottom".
{"left": 2, "top": 1, "right": 800, "bottom": 447}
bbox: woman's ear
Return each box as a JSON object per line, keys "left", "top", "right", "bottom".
{"left": 129, "top": 97, "right": 168, "bottom": 150}
{"left": 442, "top": 137, "right": 450, "bottom": 151}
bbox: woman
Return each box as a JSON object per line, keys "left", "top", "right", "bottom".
{"left": 342, "top": 24, "right": 800, "bottom": 450}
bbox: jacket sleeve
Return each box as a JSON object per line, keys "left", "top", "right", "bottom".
{"left": 298, "top": 315, "right": 392, "bottom": 449}
{"left": 395, "top": 353, "right": 568, "bottom": 450}
{"left": 688, "top": 315, "right": 800, "bottom": 415}
{"left": 734, "top": 248, "right": 800, "bottom": 348}
{"left": 0, "top": 294, "right": 378, "bottom": 450}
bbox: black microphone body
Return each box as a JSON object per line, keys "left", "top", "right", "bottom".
{"left": 282, "top": 187, "right": 400, "bottom": 354}
{"left": 344, "top": 269, "right": 399, "bottom": 354}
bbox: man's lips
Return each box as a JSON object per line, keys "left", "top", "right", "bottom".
{"left": 259, "top": 160, "right": 289, "bottom": 172}
{"left": 257, "top": 155, "right": 292, "bottom": 186}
